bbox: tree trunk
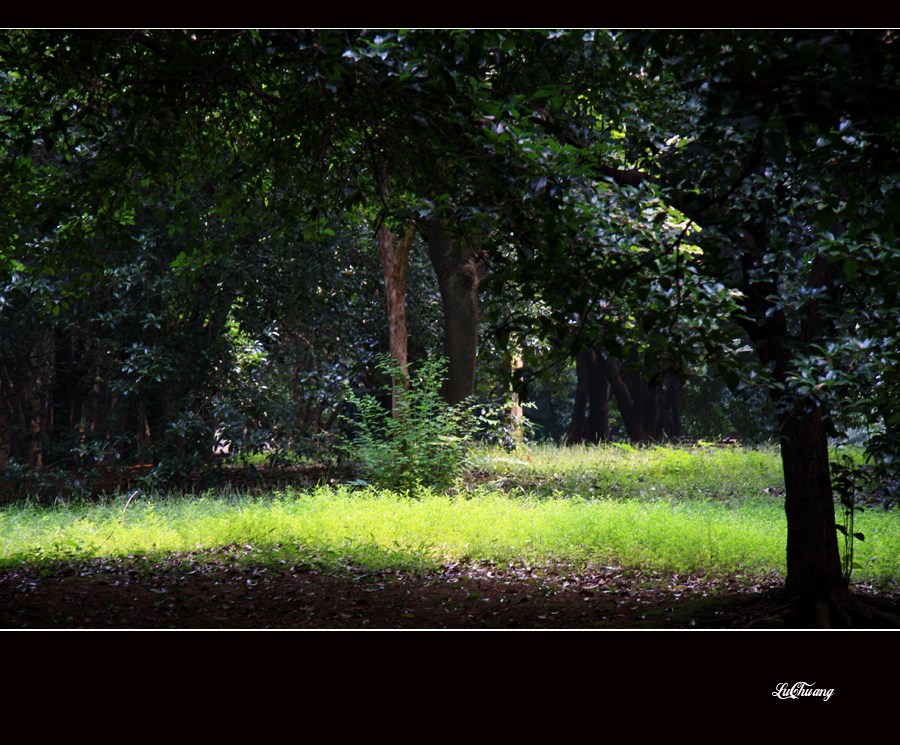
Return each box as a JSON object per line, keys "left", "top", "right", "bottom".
{"left": 736, "top": 232, "right": 854, "bottom": 624}
{"left": 596, "top": 352, "right": 651, "bottom": 442}
{"left": 506, "top": 345, "right": 526, "bottom": 447}
{"left": 568, "top": 350, "right": 590, "bottom": 444}
{"left": 780, "top": 404, "right": 846, "bottom": 611}
{"left": 424, "top": 217, "right": 487, "bottom": 404}
{"left": 377, "top": 224, "right": 415, "bottom": 415}
{"left": 593, "top": 350, "right": 682, "bottom": 443}
{"left": 0, "top": 354, "right": 47, "bottom": 468}
{"left": 586, "top": 347, "right": 611, "bottom": 443}
{"left": 569, "top": 345, "right": 610, "bottom": 444}
{"left": 50, "top": 327, "right": 94, "bottom": 465}
{"left": 660, "top": 377, "right": 682, "bottom": 439}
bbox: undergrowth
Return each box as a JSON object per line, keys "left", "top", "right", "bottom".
{"left": 343, "top": 356, "right": 473, "bottom": 491}
{"left": 1, "top": 445, "right": 897, "bottom": 587}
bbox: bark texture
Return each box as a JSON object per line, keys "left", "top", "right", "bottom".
{"left": 780, "top": 405, "right": 845, "bottom": 602}
{"left": 424, "top": 217, "right": 488, "bottom": 404}
{"left": 737, "top": 231, "right": 848, "bottom": 622}
{"left": 377, "top": 224, "right": 415, "bottom": 414}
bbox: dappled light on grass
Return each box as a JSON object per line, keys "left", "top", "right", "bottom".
{"left": 467, "top": 442, "right": 786, "bottom": 503}
{"left": 1, "top": 445, "right": 897, "bottom": 584}
{"left": 0, "top": 486, "right": 796, "bottom": 578}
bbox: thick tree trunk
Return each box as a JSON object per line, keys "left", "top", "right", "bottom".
{"left": 424, "top": 217, "right": 487, "bottom": 404}
{"left": 593, "top": 350, "right": 681, "bottom": 443}
{"left": 377, "top": 224, "right": 415, "bottom": 415}
{"left": 626, "top": 366, "right": 656, "bottom": 439}
{"left": 735, "top": 232, "right": 855, "bottom": 624}
{"left": 568, "top": 350, "right": 590, "bottom": 444}
{"left": 586, "top": 347, "right": 611, "bottom": 443}
{"left": 780, "top": 404, "right": 847, "bottom": 612}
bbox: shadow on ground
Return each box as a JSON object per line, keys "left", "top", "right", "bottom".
{"left": 3, "top": 553, "right": 897, "bottom": 629}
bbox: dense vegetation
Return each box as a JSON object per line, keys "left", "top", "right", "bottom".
{"left": 1, "top": 30, "right": 898, "bottom": 626}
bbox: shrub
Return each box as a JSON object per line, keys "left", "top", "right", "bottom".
{"left": 344, "top": 356, "right": 473, "bottom": 491}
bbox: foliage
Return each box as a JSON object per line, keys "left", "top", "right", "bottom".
{"left": 831, "top": 455, "right": 867, "bottom": 582}
{"left": 206, "top": 216, "right": 444, "bottom": 466}
{"left": 472, "top": 400, "right": 539, "bottom": 452}
{"left": 647, "top": 32, "right": 899, "bottom": 433}
{"left": 343, "top": 356, "right": 473, "bottom": 491}
{"left": 679, "top": 375, "right": 777, "bottom": 443}
{"left": 470, "top": 29, "right": 900, "bottom": 608}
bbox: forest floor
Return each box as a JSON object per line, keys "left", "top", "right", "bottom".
{"left": 3, "top": 550, "right": 899, "bottom": 629}
{"left": 3, "top": 463, "right": 899, "bottom": 630}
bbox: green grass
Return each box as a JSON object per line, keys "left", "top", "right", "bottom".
{"left": 1, "top": 445, "right": 898, "bottom": 585}
{"left": 467, "top": 442, "right": 786, "bottom": 502}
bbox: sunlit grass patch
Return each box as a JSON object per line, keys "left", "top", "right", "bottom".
{"left": 467, "top": 442, "right": 786, "bottom": 503}
{"left": 1, "top": 445, "right": 897, "bottom": 585}
{"left": 0, "top": 488, "right": 812, "bottom": 578}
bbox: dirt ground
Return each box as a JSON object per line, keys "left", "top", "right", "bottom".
{"left": 3, "top": 550, "right": 898, "bottom": 629}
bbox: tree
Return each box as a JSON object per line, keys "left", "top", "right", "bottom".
{"left": 567, "top": 345, "right": 610, "bottom": 444}
{"left": 644, "top": 31, "right": 899, "bottom": 624}
{"left": 542, "top": 30, "right": 900, "bottom": 623}
{"left": 477, "top": 30, "right": 899, "bottom": 624}
{"left": 0, "top": 30, "right": 343, "bottom": 474}
{"left": 1, "top": 29, "right": 504, "bottom": 468}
